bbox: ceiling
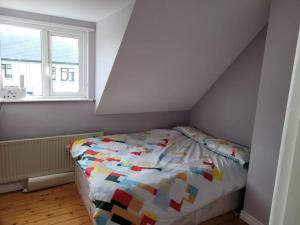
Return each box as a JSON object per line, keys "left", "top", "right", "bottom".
{"left": 97, "top": 0, "right": 271, "bottom": 114}
{"left": 0, "top": 0, "right": 133, "bottom": 22}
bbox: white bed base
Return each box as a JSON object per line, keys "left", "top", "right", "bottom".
{"left": 75, "top": 163, "right": 243, "bottom": 225}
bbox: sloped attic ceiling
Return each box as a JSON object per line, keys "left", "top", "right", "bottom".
{"left": 96, "top": 0, "right": 270, "bottom": 114}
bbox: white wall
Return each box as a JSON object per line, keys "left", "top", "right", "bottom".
{"left": 243, "top": 0, "right": 300, "bottom": 223}
{"left": 97, "top": 0, "right": 270, "bottom": 114}
{"left": 0, "top": 101, "right": 188, "bottom": 140}
{"left": 95, "top": 2, "right": 135, "bottom": 108}
{"left": 190, "top": 28, "right": 267, "bottom": 147}
{"left": 269, "top": 29, "right": 300, "bottom": 225}
{"left": 0, "top": 8, "right": 189, "bottom": 141}
{"left": 0, "top": 7, "right": 96, "bottom": 29}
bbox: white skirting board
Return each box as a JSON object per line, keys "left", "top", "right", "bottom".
{"left": 240, "top": 210, "right": 265, "bottom": 225}
{"left": 23, "top": 172, "right": 75, "bottom": 192}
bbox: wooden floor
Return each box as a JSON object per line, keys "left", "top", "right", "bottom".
{"left": 201, "top": 213, "right": 248, "bottom": 225}
{"left": 0, "top": 183, "right": 247, "bottom": 225}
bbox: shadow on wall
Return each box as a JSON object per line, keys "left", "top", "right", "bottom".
{"left": 190, "top": 27, "right": 268, "bottom": 147}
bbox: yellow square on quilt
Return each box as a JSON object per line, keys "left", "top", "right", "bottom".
{"left": 144, "top": 210, "right": 159, "bottom": 221}
{"left": 93, "top": 167, "right": 111, "bottom": 175}
{"left": 176, "top": 172, "right": 187, "bottom": 181}
{"left": 89, "top": 161, "right": 100, "bottom": 168}
{"left": 212, "top": 169, "right": 223, "bottom": 181}
{"left": 74, "top": 139, "right": 87, "bottom": 145}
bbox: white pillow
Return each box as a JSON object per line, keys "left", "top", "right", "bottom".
{"left": 173, "top": 126, "right": 211, "bottom": 144}
{"left": 205, "top": 139, "right": 250, "bottom": 165}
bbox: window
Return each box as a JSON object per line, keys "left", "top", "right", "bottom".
{"left": 0, "top": 24, "right": 42, "bottom": 95}
{"left": 51, "top": 67, "right": 56, "bottom": 80}
{"left": 1, "top": 64, "right": 13, "bottom": 79}
{"left": 61, "top": 68, "right": 75, "bottom": 82}
{"left": 0, "top": 19, "right": 88, "bottom": 99}
{"left": 51, "top": 35, "right": 79, "bottom": 93}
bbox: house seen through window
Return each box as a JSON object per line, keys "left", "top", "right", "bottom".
{"left": 50, "top": 35, "right": 80, "bottom": 94}
{"left": 1, "top": 63, "right": 12, "bottom": 79}
{"left": 0, "top": 22, "right": 87, "bottom": 98}
{"left": 0, "top": 24, "right": 43, "bottom": 95}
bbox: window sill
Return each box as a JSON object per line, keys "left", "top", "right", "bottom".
{"left": 0, "top": 97, "right": 95, "bottom": 103}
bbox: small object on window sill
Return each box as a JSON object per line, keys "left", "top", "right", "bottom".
{"left": 0, "top": 97, "right": 95, "bottom": 103}
{"left": 0, "top": 86, "right": 26, "bottom": 100}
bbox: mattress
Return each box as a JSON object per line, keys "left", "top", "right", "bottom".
{"left": 69, "top": 129, "right": 247, "bottom": 225}
{"left": 75, "top": 162, "right": 243, "bottom": 225}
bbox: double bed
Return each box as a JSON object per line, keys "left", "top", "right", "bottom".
{"left": 69, "top": 127, "right": 248, "bottom": 225}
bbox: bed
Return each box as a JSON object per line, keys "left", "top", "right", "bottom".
{"left": 69, "top": 128, "right": 248, "bottom": 225}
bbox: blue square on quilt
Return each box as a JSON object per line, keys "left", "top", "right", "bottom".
{"left": 92, "top": 146, "right": 105, "bottom": 151}
{"left": 189, "top": 166, "right": 205, "bottom": 175}
{"left": 79, "top": 159, "right": 93, "bottom": 169}
{"left": 152, "top": 190, "right": 171, "bottom": 210}
{"left": 120, "top": 178, "right": 139, "bottom": 189}
{"left": 187, "top": 184, "right": 198, "bottom": 197}
{"left": 95, "top": 215, "right": 108, "bottom": 225}
{"left": 105, "top": 175, "right": 121, "bottom": 183}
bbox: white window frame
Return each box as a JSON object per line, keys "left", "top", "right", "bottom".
{"left": 0, "top": 16, "right": 91, "bottom": 100}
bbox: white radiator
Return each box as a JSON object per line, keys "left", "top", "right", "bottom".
{"left": 0, "top": 132, "right": 104, "bottom": 184}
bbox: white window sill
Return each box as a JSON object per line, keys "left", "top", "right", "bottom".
{"left": 0, "top": 97, "right": 95, "bottom": 103}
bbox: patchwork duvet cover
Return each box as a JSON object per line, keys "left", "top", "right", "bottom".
{"left": 69, "top": 129, "right": 247, "bottom": 225}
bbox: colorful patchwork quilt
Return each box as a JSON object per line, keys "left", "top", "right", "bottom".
{"left": 69, "top": 129, "right": 247, "bottom": 225}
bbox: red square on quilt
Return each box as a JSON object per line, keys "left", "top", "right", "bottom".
{"left": 102, "top": 138, "right": 113, "bottom": 142}
{"left": 111, "top": 172, "right": 125, "bottom": 177}
{"left": 112, "top": 189, "right": 133, "bottom": 207}
{"left": 169, "top": 199, "right": 182, "bottom": 211}
{"left": 85, "top": 167, "right": 94, "bottom": 177}
{"left": 131, "top": 166, "right": 143, "bottom": 171}
{"left": 141, "top": 215, "right": 156, "bottom": 225}
{"left": 203, "top": 172, "right": 213, "bottom": 182}
{"left": 85, "top": 149, "right": 98, "bottom": 155}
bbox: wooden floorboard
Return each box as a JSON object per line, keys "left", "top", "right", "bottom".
{"left": 0, "top": 183, "right": 91, "bottom": 225}
{"left": 0, "top": 183, "right": 247, "bottom": 225}
{"left": 201, "top": 212, "right": 248, "bottom": 225}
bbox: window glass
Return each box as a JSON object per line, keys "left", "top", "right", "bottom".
{"left": 2, "top": 64, "right": 12, "bottom": 79}
{"left": 50, "top": 35, "right": 80, "bottom": 94}
{"left": 0, "top": 21, "right": 86, "bottom": 100}
{"left": 51, "top": 67, "right": 56, "bottom": 81}
{"left": 0, "top": 24, "right": 42, "bottom": 96}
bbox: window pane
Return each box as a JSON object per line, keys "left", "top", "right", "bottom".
{"left": 50, "top": 35, "right": 80, "bottom": 93}
{"left": 0, "top": 24, "right": 42, "bottom": 96}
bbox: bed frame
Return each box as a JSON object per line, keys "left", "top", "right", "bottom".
{"left": 75, "top": 162, "right": 243, "bottom": 225}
